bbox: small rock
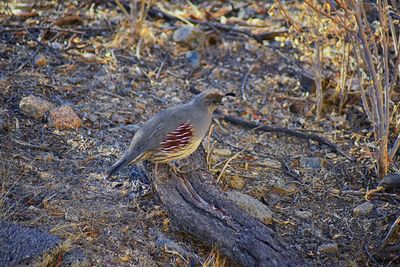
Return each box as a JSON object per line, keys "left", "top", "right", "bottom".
{"left": 244, "top": 42, "right": 258, "bottom": 52}
{"left": 301, "top": 157, "right": 323, "bottom": 169}
{"left": 67, "top": 76, "right": 84, "bottom": 85}
{"left": 186, "top": 50, "right": 201, "bottom": 67}
{"left": 19, "top": 95, "right": 55, "bottom": 120}
{"left": 49, "top": 105, "right": 82, "bottom": 130}
{"left": 353, "top": 202, "right": 374, "bottom": 216}
{"left": 271, "top": 178, "right": 298, "bottom": 196}
{"left": 34, "top": 53, "right": 47, "bottom": 67}
{"left": 155, "top": 233, "right": 194, "bottom": 260}
{"left": 0, "top": 220, "right": 63, "bottom": 266}
{"left": 295, "top": 210, "right": 312, "bottom": 219}
{"left": 318, "top": 243, "right": 338, "bottom": 255}
{"left": 226, "top": 191, "right": 272, "bottom": 224}
{"left": 213, "top": 148, "right": 232, "bottom": 157}
{"left": 173, "top": 26, "right": 205, "bottom": 49}
{"left": 381, "top": 173, "right": 400, "bottom": 191}
{"left": 229, "top": 175, "right": 245, "bottom": 190}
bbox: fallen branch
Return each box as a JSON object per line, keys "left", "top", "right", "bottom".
{"left": 223, "top": 115, "right": 353, "bottom": 160}
{"left": 146, "top": 149, "right": 304, "bottom": 266}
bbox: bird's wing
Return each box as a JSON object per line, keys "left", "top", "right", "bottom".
{"left": 158, "top": 121, "right": 194, "bottom": 152}
{"left": 136, "top": 106, "right": 191, "bottom": 152}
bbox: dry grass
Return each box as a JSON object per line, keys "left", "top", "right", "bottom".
{"left": 202, "top": 249, "right": 228, "bottom": 267}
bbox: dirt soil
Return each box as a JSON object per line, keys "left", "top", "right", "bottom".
{"left": 1, "top": 1, "right": 399, "bottom": 266}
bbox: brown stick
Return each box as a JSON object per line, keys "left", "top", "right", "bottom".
{"left": 223, "top": 115, "right": 353, "bottom": 160}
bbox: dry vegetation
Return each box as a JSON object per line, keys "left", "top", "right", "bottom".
{"left": 1, "top": 0, "right": 400, "bottom": 266}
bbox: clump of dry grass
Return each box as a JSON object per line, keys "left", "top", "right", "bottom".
{"left": 113, "top": 0, "right": 154, "bottom": 54}
{"left": 202, "top": 248, "right": 227, "bottom": 267}
{"left": 275, "top": 0, "right": 400, "bottom": 178}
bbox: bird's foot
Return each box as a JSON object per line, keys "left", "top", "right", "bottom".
{"left": 167, "top": 162, "right": 189, "bottom": 174}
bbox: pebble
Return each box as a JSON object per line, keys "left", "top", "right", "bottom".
{"left": 49, "top": 105, "right": 82, "bottom": 130}
{"left": 229, "top": 175, "right": 245, "bottom": 190}
{"left": 226, "top": 190, "right": 272, "bottom": 224}
{"left": 353, "top": 202, "right": 374, "bottom": 216}
{"left": 173, "top": 26, "right": 204, "bottom": 49}
{"left": 155, "top": 233, "right": 194, "bottom": 260}
{"left": 318, "top": 243, "right": 339, "bottom": 255}
{"left": 34, "top": 53, "right": 47, "bottom": 67}
{"left": 186, "top": 50, "right": 201, "bottom": 67}
{"left": 19, "top": 95, "right": 54, "bottom": 120}
{"left": 301, "top": 157, "right": 323, "bottom": 169}
{"left": 295, "top": 210, "right": 312, "bottom": 219}
{"left": 213, "top": 148, "right": 232, "bottom": 156}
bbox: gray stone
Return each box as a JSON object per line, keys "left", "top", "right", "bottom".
{"left": 353, "top": 202, "right": 374, "bottom": 216}
{"left": 318, "top": 243, "right": 338, "bottom": 255}
{"left": 226, "top": 191, "right": 272, "bottom": 224}
{"left": 295, "top": 210, "right": 312, "bottom": 219}
{"left": 155, "top": 233, "right": 194, "bottom": 259}
{"left": 301, "top": 157, "right": 323, "bottom": 169}
{"left": 0, "top": 220, "right": 62, "bottom": 267}
{"left": 19, "top": 95, "right": 54, "bottom": 120}
{"left": 173, "top": 26, "right": 204, "bottom": 49}
{"left": 186, "top": 51, "right": 201, "bottom": 67}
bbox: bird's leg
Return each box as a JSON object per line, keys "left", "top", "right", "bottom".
{"left": 167, "top": 162, "right": 187, "bottom": 174}
{"left": 154, "top": 163, "right": 159, "bottom": 175}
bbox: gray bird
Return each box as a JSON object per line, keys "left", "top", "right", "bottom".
{"left": 107, "top": 90, "right": 234, "bottom": 178}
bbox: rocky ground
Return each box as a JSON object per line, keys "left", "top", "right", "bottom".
{"left": 1, "top": 1, "right": 400, "bottom": 266}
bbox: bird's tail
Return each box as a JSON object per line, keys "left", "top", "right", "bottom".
{"left": 106, "top": 150, "right": 140, "bottom": 178}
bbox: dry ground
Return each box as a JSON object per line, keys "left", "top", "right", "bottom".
{"left": 1, "top": 1, "right": 399, "bottom": 266}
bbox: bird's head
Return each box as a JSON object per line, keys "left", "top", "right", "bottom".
{"left": 194, "top": 90, "right": 236, "bottom": 112}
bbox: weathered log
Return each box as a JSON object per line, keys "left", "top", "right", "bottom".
{"left": 146, "top": 149, "right": 305, "bottom": 267}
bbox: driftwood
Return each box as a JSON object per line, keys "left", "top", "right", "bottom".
{"left": 146, "top": 149, "right": 305, "bottom": 267}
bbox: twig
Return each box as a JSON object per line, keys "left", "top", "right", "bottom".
{"left": 11, "top": 137, "right": 52, "bottom": 151}
{"left": 215, "top": 138, "right": 253, "bottom": 183}
{"left": 341, "top": 190, "right": 400, "bottom": 201}
{"left": 156, "top": 54, "right": 169, "bottom": 80}
{"left": 12, "top": 47, "right": 40, "bottom": 73}
{"left": 365, "top": 244, "right": 381, "bottom": 266}
{"left": 303, "top": 0, "right": 356, "bottom": 37}
{"left": 241, "top": 55, "right": 262, "bottom": 101}
{"left": 380, "top": 215, "right": 400, "bottom": 249}
{"left": 223, "top": 115, "right": 353, "bottom": 160}
{"left": 277, "top": 0, "right": 303, "bottom": 31}
{"left": 148, "top": 7, "right": 288, "bottom": 43}
{"left": 0, "top": 26, "right": 85, "bottom": 35}
{"left": 314, "top": 16, "right": 322, "bottom": 119}
{"left": 206, "top": 124, "right": 215, "bottom": 171}
{"left": 389, "top": 135, "right": 400, "bottom": 161}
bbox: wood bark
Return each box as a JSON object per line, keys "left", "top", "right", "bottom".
{"left": 146, "top": 149, "right": 305, "bottom": 267}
